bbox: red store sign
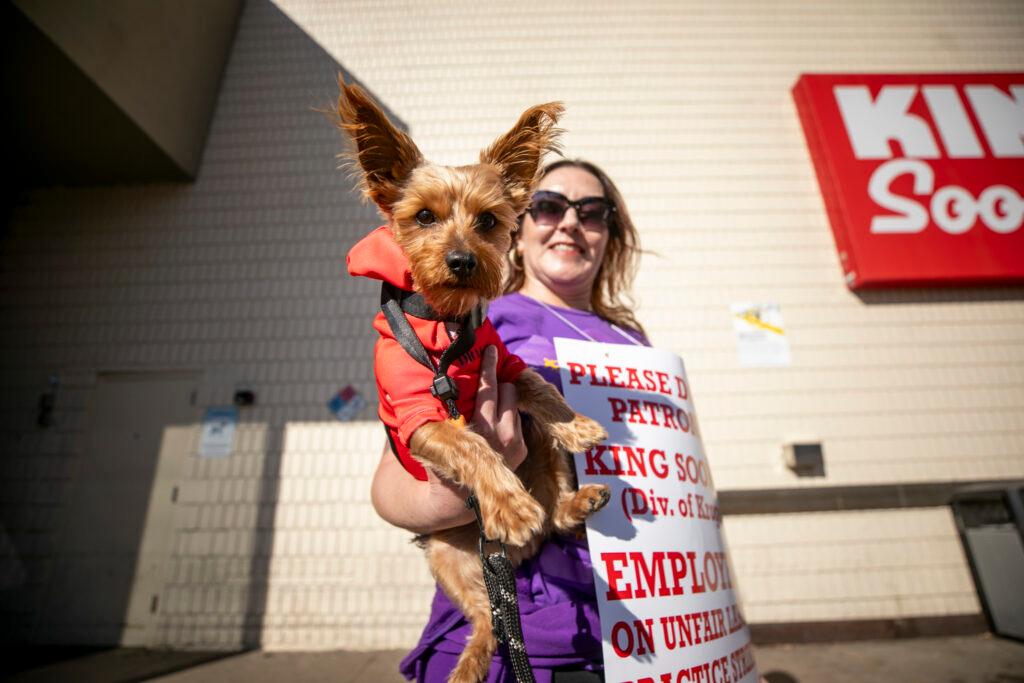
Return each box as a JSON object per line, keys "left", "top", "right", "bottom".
{"left": 793, "top": 73, "right": 1024, "bottom": 289}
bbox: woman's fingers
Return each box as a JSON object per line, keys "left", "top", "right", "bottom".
{"left": 468, "top": 346, "right": 528, "bottom": 470}
{"left": 495, "top": 382, "right": 519, "bottom": 439}
{"left": 496, "top": 382, "right": 527, "bottom": 470}
{"left": 473, "top": 346, "right": 499, "bottom": 430}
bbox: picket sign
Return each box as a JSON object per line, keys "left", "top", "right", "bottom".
{"left": 555, "top": 338, "right": 758, "bottom": 683}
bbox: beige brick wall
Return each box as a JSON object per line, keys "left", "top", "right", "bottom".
{"left": 269, "top": 0, "right": 1024, "bottom": 641}
{"left": 1, "top": 0, "right": 1022, "bottom": 651}
{"left": 275, "top": 0, "right": 1024, "bottom": 492}
{"left": 724, "top": 507, "right": 981, "bottom": 623}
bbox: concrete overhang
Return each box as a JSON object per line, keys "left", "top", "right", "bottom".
{"left": 3, "top": 0, "right": 243, "bottom": 187}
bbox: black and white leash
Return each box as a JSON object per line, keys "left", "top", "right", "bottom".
{"left": 466, "top": 495, "right": 536, "bottom": 683}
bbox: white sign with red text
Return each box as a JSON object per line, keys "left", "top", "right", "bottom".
{"left": 555, "top": 338, "right": 758, "bottom": 683}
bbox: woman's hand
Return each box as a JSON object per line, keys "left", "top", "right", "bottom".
{"left": 470, "top": 346, "right": 527, "bottom": 471}
{"left": 370, "top": 345, "right": 528, "bottom": 534}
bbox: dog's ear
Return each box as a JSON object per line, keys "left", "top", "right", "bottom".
{"left": 336, "top": 76, "right": 422, "bottom": 213}
{"left": 480, "top": 102, "right": 564, "bottom": 209}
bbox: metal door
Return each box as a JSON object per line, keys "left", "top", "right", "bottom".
{"left": 43, "top": 372, "right": 198, "bottom": 646}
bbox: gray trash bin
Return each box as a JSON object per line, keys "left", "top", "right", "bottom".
{"left": 951, "top": 482, "right": 1024, "bottom": 641}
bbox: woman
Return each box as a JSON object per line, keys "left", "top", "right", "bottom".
{"left": 372, "top": 159, "right": 645, "bottom": 682}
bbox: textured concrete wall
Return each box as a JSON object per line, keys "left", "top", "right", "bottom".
{"left": 1, "top": 0, "right": 1022, "bottom": 651}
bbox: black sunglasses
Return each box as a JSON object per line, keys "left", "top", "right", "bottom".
{"left": 527, "top": 190, "right": 614, "bottom": 230}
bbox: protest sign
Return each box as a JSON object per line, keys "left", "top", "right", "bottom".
{"left": 555, "top": 338, "right": 758, "bottom": 683}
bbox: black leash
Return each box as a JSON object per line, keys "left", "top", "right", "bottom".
{"left": 466, "top": 495, "right": 536, "bottom": 683}
{"left": 379, "top": 283, "right": 535, "bottom": 682}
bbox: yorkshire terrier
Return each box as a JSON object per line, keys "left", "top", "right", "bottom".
{"left": 336, "top": 78, "right": 611, "bottom": 683}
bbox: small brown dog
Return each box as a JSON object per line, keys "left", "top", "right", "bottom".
{"left": 336, "top": 78, "right": 611, "bottom": 682}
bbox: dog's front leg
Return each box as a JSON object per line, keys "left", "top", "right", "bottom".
{"left": 519, "top": 419, "right": 611, "bottom": 535}
{"left": 516, "top": 369, "right": 611, "bottom": 530}
{"left": 410, "top": 420, "right": 545, "bottom": 547}
{"left": 514, "top": 369, "right": 607, "bottom": 453}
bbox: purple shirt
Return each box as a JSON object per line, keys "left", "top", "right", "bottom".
{"left": 399, "top": 293, "right": 647, "bottom": 682}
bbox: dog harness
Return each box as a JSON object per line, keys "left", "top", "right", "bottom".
{"left": 347, "top": 226, "right": 527, "bottom": 480}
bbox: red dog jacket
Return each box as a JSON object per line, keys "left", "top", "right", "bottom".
{"left": 347, "top": 226, "right": 528, "bottom": 481}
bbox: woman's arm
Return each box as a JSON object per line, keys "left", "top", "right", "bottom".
{"left": 370, "top": 346, "right": 528, "bottom": 534}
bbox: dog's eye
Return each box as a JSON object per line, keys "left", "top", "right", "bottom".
{"left": 415, "top": 209, "right": 436, "bottom": 227}
{"left": 476, "top": 212, "right": 497, "bottom": 232}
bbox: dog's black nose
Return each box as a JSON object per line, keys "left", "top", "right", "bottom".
{"left": 446, "top": 251, "right": 477, "bottom": 278}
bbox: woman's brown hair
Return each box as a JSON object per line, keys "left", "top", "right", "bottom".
{"left": 504, "top": 159, "right": 646, "bottom": 336}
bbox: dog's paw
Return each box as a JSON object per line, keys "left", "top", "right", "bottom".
{"left": 480, "top": 491, "right": 545, "bottom": 548}
{"left": 552, "top": 413, "right": 608, "bottom": 453}
{"left": 553, "top": 484, "right": 610, "bottom": 531}
{"left": 581, "top": 483, "right": 612, "bottom": 513}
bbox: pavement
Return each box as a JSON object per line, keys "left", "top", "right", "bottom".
{"left": 3, "top": 634, "right": 1023, "bottom": 683}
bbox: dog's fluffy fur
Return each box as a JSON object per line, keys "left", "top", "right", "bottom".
{"left": 336, "top": 78, "right": 611, "bottom": 683}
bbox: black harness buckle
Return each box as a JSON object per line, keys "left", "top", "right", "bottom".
{"left": 430, "top": 375, "right": 461, "bottom": 420}
{"left": 430, "top": 375, "right": 459, "bottom": 402}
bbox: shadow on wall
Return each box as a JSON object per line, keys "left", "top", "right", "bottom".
{"left": 854, "top": 286, "right": 1024, "bottom": 305}
{"left": 218, "top": 0, "right": 406, "bottom": 650}
{"left": 0, "top": 0, "right": 403, "bottom": 651}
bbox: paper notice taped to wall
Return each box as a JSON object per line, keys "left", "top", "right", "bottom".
{"left": 199, "top": 406, "right": 237, "bottom": 458}
{"left": 730, "top": 302, "right": 791, "bottom": 368}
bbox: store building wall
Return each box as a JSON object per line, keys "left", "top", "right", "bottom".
{"left": 1, "top": 0, "right": 1022, "bottom": 650}
{"left": 0, "top": 0, "right": 432, "bottom": 649}
{"left": 270, "top": 0, "right": 1024, "bottom": 643}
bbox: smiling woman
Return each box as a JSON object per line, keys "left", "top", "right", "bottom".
{"left": 515, "top": 165, "right": 612, "bottom": 310}
{"left": 508, "top": 159, "right": 645, "bottom": 334}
